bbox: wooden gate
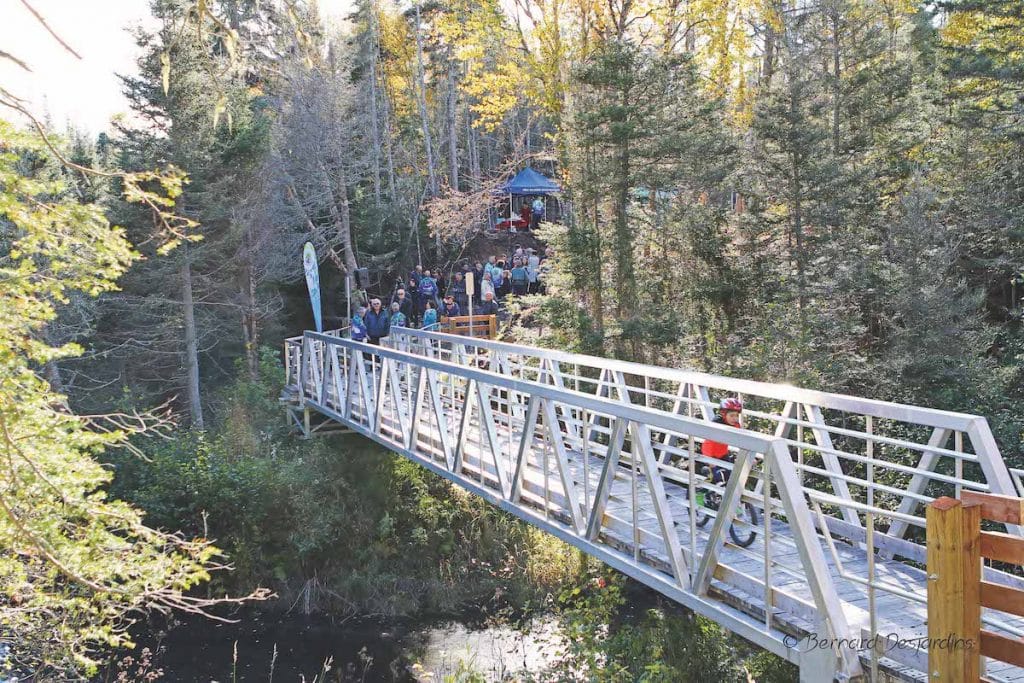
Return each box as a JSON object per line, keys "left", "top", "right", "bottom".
{"left": 440, "top": 314, "right": 497, "bottom": 339}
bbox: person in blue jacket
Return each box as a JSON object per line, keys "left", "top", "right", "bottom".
{"left": 364, "top": 298, "right": 390, "bottom": 345}
{"left": 389, "top": 301, "right": 407, "bottom": 328}
{"left": 418, "top": 269, "right": 440, "bottom": 313}
{"left": 350, "top": 306, "right": 367, "bottom": 341}
{"left": 421, "top": 300, "right": 439, "bottom": 331}
{"left": 441, "top": 295, "right": 461, "bottom": 318}
{"left": 510, "top": 261, "right": 529, "bottom": 296}
{"left": 490, "top": 266, "right": 505, "bottom": 299}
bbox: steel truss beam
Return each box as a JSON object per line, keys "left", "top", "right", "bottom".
{"left": 287, "top": 331, "right": 865, "bottom": 680}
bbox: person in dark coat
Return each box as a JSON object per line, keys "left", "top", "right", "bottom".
{"left": 436, "top": 270, "right": 447, "bottom": 300}
{"left": 409, "top": 264, "right": 424, "bottom": 285}
{"left": 391, "top": 288, "right": 415, "bottom": 324}
{"left": 450, "top": 272, "right": 468, "bottom": 312}
{"left": 364, "top": 298, "right": 390, "bottom": 344}
{"left": 477, "top": 291, "right": 500, "bottom": 317}
{"left": 473, "top": 262, "right": 485, "bottom": 301}
{"left": 406, "top": 277, "right": 421, "bottom": 326}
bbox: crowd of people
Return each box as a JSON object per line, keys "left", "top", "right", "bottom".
{"left": 351, "top": 244, "right": 554, "bottom": 345}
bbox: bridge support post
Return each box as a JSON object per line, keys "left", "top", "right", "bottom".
{"left": 694, "top": 449, "right": 755, "bottom": 594}
{"left": 769, "top": 442, "right": 863, "bottom": 680}
{"left": 797, "top": 621, "right": 846, "bottom": 683}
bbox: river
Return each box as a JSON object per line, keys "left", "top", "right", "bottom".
{"left": 105, "top": 610, "right": 565, "bottom": 682}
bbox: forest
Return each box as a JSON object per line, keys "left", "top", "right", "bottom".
{"left": 2, "top": 0, "right": 1023, "bottom": 680}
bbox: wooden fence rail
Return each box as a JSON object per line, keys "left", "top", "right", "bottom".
{"left": 927, "top": 492, "right": 1024, "bottom": 681}
{"left": 439, "top": 314, "right": 497, "bottom": 339}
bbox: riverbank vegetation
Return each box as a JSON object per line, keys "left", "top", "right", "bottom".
{"left": 107, "top": 352, "right": 585, "bottom": 618}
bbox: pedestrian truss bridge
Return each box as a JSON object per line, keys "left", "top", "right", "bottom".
{"left": 281, "top": 327, "right": 1024, "bottom": 682}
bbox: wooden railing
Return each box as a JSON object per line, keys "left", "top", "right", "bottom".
{"left": 927, "top": 492, "right": 1024, "bottom": 680}
{"left": 439, "top": 314, "right": 497, "bottom": 339}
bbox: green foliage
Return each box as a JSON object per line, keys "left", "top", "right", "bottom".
{"left": 553, "top": 39, "right": 736, "bottom": 358}
{"left": 442, "top": 661, "right": 491, "bottom": 683}
{"left": 107, "top": 350, "right": 578, "bottom": 615}
{"left": 11, "top": 0, "right": 1024, "bottom": 676}
{"left": 941, "top": 0, "right": 1024, "bottom": 137}
{"left": 0, "top": 122, "right": 225, "bottom": 677}
{"left": 523, "top": 570, "right": 796, "bottom": 682}
{"left": 524, "top": 0, "right": 1024, "bottom": 514}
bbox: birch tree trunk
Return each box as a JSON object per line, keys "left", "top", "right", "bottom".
{"left": 413, "top": 1, "right": 441, "bottom": 255}
{"left": 382, "top": 87, "right": 398, "bottom": 202}
{"left": 413, "top": 2, "right": 439, "bottom": 198}
{"left": 369, "top": 62, "right": 383, "bottom": 207}
{"left": 335, "top": 163, "right": 359, "bottom": 273}
{"left": 41, "top": 327, "right": 65, "bottom": 396}
{"left": 319, "top": 160, "right": 359, "bottom": 273}
{"left": 762, "top": 21, "right": 776, "bottom": 86}
{"left": 181, "top": 251, "right": 204, "bottom": 430}
{"left": 369, "top": 2, "right": 383, "bottom": 206}
{"left": 241, "top": 224, "right": 259, "bottom": 380}
{"left": 43, "top": 360, "right": 64, "bottom": 395}
{"left": 466, "top": 101, "right": 481, "bottom": 187}
{"left": 446, "top": 53, "right": 460, "bottom": 191}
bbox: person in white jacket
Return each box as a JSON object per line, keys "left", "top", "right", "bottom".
{"left": 480, "top": 272, "right": 495, "bottom": 301}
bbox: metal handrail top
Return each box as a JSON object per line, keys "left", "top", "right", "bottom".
{"left": 303, "top": 331, "right": 786, "bottom": 454}
{"left": 385, "top": 327, "right": 985, "bottom": 431}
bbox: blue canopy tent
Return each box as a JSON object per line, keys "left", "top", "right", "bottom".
{"left": 493, "top": 167, "right": 561, "bottom": 231}
{"left": 498, "top": 167, "right": 562, "bottom": 195}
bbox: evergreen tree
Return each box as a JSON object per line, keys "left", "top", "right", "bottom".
{"left": 564, "top": 39, "right": 735, "bottom": 361}
{"left": 75, "top": 0, "right": 275, "bottom": 420}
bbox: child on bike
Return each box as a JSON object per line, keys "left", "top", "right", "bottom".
{"left": 695, "top": 397, "right": 759, "bottom": 546}
{"left": 698, "top": 397, "right": 743, "bottom": 501}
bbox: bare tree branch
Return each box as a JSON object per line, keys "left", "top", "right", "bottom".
{"left": 18, "top": 0, "right": 82, "bottom": 59}
{"left": 0, "top": 49, "right": 32, "bottom": 71}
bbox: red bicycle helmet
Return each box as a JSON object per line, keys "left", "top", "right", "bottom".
{"left": 720, "top": 397, "right": 744, "bottom": 412}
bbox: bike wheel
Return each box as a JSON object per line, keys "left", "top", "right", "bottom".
{"left": 729, "top": 502, "right": 760, "bottom": 548}
{"left": 694, "top": 490, "right": 715, "bottom": 528}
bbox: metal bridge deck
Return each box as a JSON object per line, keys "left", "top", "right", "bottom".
{"left": 283, "top": 327, "right": 1024, "bottom": 682}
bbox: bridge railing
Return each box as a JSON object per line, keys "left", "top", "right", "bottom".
{"left": 287, "top": 329, "right": 866, "bottom": 677}
{"left": 926, "top": 492, "right": 1024, "bottom": 680}
{"left": 383, "top": 327, "right": 1020, "bottom": 547}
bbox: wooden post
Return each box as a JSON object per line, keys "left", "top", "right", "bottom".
{"left": 926, "top": 497, "right": 981, "bottom": 681}
{"left": 488, "top": 314, "right": 497, "bottom": 339}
